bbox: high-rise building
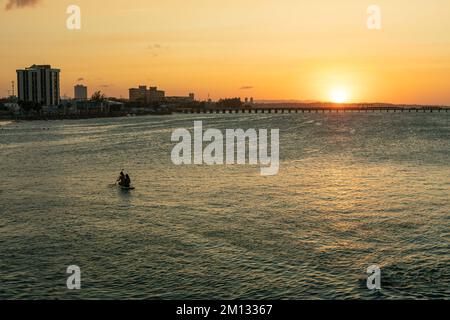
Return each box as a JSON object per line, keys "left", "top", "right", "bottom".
{"left": 17, "top": 65, "right": 60, "bottom": 106}
{"left": 74, "top": 84, "right": 88, "bottom": 100}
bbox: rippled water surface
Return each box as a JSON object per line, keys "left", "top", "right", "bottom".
{"left": 0, "top": 112, "right": 449, "bottom": 299}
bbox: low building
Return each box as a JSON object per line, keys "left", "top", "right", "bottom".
{"left": 129, "top": 85, "right": 165, "bottom": 103}
{"left": 166, "top": 93, "right": 195, "bottom": 103}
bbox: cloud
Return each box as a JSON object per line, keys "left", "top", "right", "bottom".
{"left": 147, "top": 43, "right": 169, "bottom": 57}
{"left": 5, "top": 0, "right": 42, "bottom": 10}
{"left": 240, "top": 86, "right": 254, "bottom": 90}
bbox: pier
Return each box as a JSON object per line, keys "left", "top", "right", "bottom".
{"left": 175, "top": 106, "right": 449, "bottom": 114}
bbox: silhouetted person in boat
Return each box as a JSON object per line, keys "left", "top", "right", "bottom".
{"left": 124, "top": 174, "right": 131, "bottom": 188}
{"left": 117, "top": 171, "right": 126, "bottom": 186}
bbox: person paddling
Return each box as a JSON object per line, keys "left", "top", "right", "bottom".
{"left": 117, "top": 170, "right": 126, "bottom": 186}
{"left": 124, "top": 174, "right": 131, "bottom": 188}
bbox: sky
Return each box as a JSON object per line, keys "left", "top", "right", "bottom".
{"left": 1, "top": 0, "right": 450, "bottom": 104}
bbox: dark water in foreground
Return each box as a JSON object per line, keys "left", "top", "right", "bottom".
{"left": 0, "top": 113, "right": 449, "bottom": 299}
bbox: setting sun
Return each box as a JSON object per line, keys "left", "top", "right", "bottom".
{"left": 330, "top": 88, "right": 349, "bottom": 104}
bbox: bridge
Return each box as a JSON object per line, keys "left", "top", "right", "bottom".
{"left": 175, "top": 106, "right": 449, "bottom": 114}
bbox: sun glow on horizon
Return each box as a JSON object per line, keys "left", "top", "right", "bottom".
{"left": 330, "top": 88, "right": 349, "bottom": 104}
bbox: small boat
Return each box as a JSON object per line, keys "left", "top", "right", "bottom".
{"left": 117, "top": 183, "right": 135, "bottom": 191}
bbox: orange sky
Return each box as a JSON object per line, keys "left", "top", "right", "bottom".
{"left": 1, "top": 0, "right": 450, "bottom": 104}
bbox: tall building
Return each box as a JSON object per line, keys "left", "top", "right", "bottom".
{"left": 129, "top": 85, "right": 165, "bottom": 103}
{"left": 74, "top": 84, "right": 88, "bottom": 100}
{"left": 17, "top": 65, "right": 60, "bottom": 106}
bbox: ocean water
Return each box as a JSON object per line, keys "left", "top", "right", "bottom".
{"left": 0, "top": 112, "right": 449, "bottom": 299}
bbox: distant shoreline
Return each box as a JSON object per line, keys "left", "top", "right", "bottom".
{"left": 1, "top": 104, "right": 449, "bottom": 122}
{"left": 0, "top": 113, "right": 131, "bottom": 122}
{"left": 0, "top": 120, "right": 14, "bottom": 126}
{"left": 0, "top": 110, "right": 172, "bottom": 122}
